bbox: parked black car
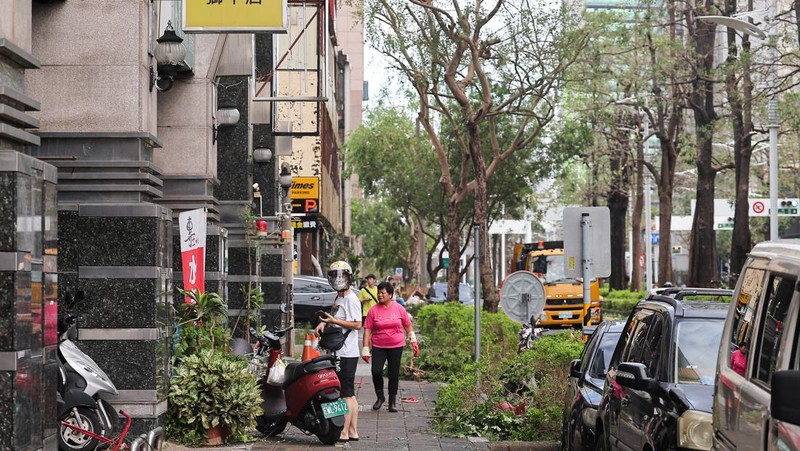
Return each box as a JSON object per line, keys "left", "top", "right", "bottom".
{"left": 561, "top": 320, "right": 624, "bottom": 451}
{"left": 595, "top": 288, "right": 732, "bottom": 451}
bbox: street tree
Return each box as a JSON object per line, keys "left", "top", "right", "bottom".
{"left": 345, "top": 105, "right": 441, "bottom": 283}
{"left": 687, "top": 0, "right": 730, "bottom": 287}
{"left": 351, "top": 198, "right": 409, "bottom": 276}
{"left": 365, "top": 0, "right": 589, "bottom": 311}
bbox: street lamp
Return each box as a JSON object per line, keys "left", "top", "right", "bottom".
{"left": 698, "top": 6, "right": 779, "bottom": 239}
{"left": 150, "top": 21, "right": 187, "bottom": 92}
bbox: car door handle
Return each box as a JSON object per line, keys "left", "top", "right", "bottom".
{"left": 621, "top": 395, "right": 630, "bottom": 407}
{"left": 311, "top": 296, "right": 321, "bottom": 300}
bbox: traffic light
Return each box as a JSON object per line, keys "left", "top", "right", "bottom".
{"left": 672, "top": 246, "right": 681, "bottom": 254}
{"left": 779, "top": 199, "right": 799, "bottom": 215}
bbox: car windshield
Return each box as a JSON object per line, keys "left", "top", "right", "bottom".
{"left": 541, "top": 255, "right": 567, "bottom": 281}
{"left": 674, "top": 319, "right": 724, "bottom": 385}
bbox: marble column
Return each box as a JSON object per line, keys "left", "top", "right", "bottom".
{"left": 0, "top": 151, "right": 58, "bottom": 450}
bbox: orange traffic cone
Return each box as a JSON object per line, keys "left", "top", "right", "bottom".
{"left": 302, "top": 330, "right": 320, "bottom": 361}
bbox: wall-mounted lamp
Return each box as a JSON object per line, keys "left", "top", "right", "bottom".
{"left": 150, "top": 21, "right": 187, "bottom": 92}
{"left": 253, "top": 147, "right": 273, "bottom": 163}
{"left": 212, "top": 103, "right": 240, "bottom": 144}
{"left": 279, "top": 162, "right": 293, "bottom": 192}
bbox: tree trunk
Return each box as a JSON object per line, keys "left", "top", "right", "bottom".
{"left": 657, "top": 140, "right": 677, "bottom": 286}
{"left": 630, "top": 135, "right": 645, "bottom": 291}
{"left": 446, "top": 203, "right": 461, "bottom": 301}
{"left": 688, "top": 1, "right": 719, "bottom": 288}
{"left": 407, "top": 213, "right": 419, "bottom": 284}
{"left": 468, "top": 127, "right": 498, "bottom": 312}
{"left": 727, "top": 0, "right": 754, "bottom": 286}
{"left": 608, "top": 139, "right": 630, "bottom": 290}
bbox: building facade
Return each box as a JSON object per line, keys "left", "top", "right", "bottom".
{"left": 0, "top": 0, "right": 361, "bottom": 447}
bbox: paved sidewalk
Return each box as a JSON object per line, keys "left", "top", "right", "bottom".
{"left": 165, "top": 344, "right": 492, "bottom": 451}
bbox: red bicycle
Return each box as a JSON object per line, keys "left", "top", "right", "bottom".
{"left": 59, "top": 410, "right": 163, "bottom": 451}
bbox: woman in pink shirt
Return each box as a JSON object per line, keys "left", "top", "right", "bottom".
{"left": 361, "top": 281, "right": 419, "bottom": 412}
{"left": 730, "top": 341, "right": 748, "bottom": 377}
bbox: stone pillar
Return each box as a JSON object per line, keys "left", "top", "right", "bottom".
{"left": 0, "top": 151, "right": 58, "bottom": 450}
{"left": 216, "top": 75, "right": 263, "bottom": 336}
{"left": 57, "top": 204, "right": 172, "bottom": 438}
{"left": 31, "top": 134, "right": 172, "bottom": 438}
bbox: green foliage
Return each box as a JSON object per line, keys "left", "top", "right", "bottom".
{"left": 166, "top": 349, "right": 262, "bottom": 445}
{"left": 433, "top": 332, "right": 584, "bottom": 441}
{"left": 351, "top": 199, "right": 409, "bottom": 276}
{"left": 412, "top": 304, "right": 519, "bottom": 381}
{"left": 229, "top": 286, "right": 264, "bottom": 338}
{"left": 173, "top": 289, "right": 230, "bottom": 360}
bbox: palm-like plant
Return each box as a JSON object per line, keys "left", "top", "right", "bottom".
{"left": 174, "top": 288, "right": 230, "bottom": 358}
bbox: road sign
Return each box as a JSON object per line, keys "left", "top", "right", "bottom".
{"left": 563, "top": 207, "right": 611, "bottom": 278}
{"left": 638, "top": 254, "right": 645, "bottom": 268}
{"left": 749, "top": 198, "right": 800, "bottom": 217}
{"left": 651, "top": 232, "right": 660, "bottom": 245}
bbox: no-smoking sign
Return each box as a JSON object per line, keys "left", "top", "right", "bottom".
{"left": 749, "top": 199, "right": 769, "bottom": 217}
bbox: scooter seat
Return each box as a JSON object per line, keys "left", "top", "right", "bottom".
{"left": 283, "top": 355, "right": 336, "bottom": 388}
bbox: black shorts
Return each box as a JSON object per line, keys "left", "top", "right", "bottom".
{"left": 337, "top": 356, "right": 359, "bottom": 397}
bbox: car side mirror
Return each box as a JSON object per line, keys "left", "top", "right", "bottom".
{"left": 615, "top": 362, "right": 652, "bottom": 391}
{"left": 569, "top": 359, "right": 582, "bottom": 378}
{"left": 772, "top": 370, "right": 800, "bottom": 425}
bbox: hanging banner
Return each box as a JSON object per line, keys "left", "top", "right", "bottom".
{"left": 179, "top": 208, "right": 207, "bottom": 302}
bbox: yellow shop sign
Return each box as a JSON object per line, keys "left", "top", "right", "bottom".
{"left": 183, "top": 0, "right": 288, "bottom": 32}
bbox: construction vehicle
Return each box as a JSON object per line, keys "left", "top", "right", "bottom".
{"left": 509, "top": 240, "right": 602, "bottom": 328}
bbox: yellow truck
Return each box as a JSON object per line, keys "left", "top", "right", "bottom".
{"left": 511, "top": 240, "right": 602, "bottom": 327}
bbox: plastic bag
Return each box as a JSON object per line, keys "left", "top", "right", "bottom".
{"left": 267, "top": 358, "right": 287, "bottom": 385}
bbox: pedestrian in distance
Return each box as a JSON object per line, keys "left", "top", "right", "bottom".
{"left": 315, "top": 261, "right": 362, "bottom": 442}
{"left": 730, "top": 341, "right": 748, "bottom": 377}
{"left": 361, "top": 281, "right": 419, "bottom": 412}
{"left": 359, "top": 273, "right": 379, "bottom": 323}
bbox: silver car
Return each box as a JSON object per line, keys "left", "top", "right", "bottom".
{"left": 292, "top": 275, "right": 360, "bottom": 324}
{"left": 427, "top": 282, "right": 475, "bottom": 305}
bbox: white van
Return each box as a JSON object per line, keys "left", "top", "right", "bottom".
{"left": 713, "top": 240, "right": 800, "bottom": 450}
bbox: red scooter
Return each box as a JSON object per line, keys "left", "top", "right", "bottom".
{"left": 246, "top": 327, "right": 346, "bottom": 445}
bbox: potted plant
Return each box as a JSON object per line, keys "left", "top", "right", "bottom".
{"left": 168, "top": 349, "right": 262, "bottom": 445}
{"left": 167, "top": 289, "right": 262, "bottom": 445}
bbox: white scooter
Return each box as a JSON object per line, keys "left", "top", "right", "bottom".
{"left": 57, "top": 291, "right": 119, "bottom": 450}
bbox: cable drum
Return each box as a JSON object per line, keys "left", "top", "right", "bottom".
{"left": 499, "top": 271, "right": 546, "bottom": 323}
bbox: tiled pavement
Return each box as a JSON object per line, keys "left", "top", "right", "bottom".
{"left": 164, "top": 346, "right": 494, "bottom": 451}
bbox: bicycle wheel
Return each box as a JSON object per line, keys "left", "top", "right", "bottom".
{"left": 59, "top": 407, "right": 103, "bottom": 450}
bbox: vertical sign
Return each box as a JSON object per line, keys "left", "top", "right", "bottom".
{"left": 179, "top": 208, "right": 207, "bottom": 302}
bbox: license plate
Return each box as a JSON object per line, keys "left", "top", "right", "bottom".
{"left": 558, "top": 312, "right": 574, "bottom": 319}
{"left": 321, "top": 399, "right": 349, "bottom": 418}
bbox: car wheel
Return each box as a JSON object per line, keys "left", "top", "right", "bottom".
{"left": 594, "top": 434, "right": 609, "bottom": 451}
{"left": 594, "top": 426, "right": 607, "bottom": 451}
{"left": 560, "top": 424, "right": 569, "bottom": 451}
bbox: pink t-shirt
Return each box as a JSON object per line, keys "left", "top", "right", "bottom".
{"left": 731, "top": 349, "right": 747, "bottom": 377}
{"left": 364, "top": 302, "right": 411, "bottom": 349}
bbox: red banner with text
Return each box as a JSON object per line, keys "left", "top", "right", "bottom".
{"left": 179, "top": 209, "right": 207, "bottom": 302}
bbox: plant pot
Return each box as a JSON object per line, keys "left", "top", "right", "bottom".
{"left": 204, "top": 425, "right": 225, "bottom": 446}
